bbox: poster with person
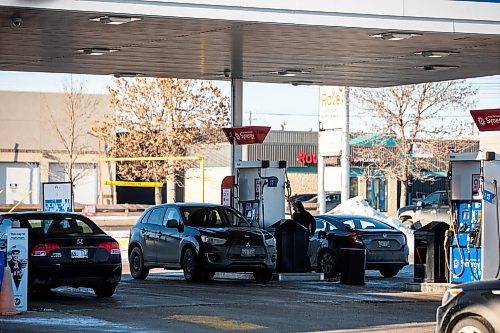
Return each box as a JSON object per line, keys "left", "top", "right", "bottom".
{"left": 7, "top": 229, "right": 28, "bottom": 312}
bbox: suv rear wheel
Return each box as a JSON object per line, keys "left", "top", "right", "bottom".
{"left": 130, "top": 247, "right": 149, "bottom": 280}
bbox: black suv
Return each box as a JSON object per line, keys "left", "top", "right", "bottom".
{"left": 128, "top": 203, "right": 277, "bottom": 283}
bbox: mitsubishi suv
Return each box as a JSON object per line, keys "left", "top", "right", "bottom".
{"left": 128, "top": 203, "right": 277, "bottom": 283}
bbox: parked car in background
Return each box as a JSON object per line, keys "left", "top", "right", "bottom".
{"left": 304, "top": 193, "right": 341, "bottom": 212}
{"left": 310, "top": 214, "right": 409, "bottom": 278}
{"left": 0, "top": 212, "right": 122, "bottom": 297}
{"left": 128, "top": 203, "right": 277, "bottom": 283}
{"left": 397, "top": 190, "right": 450, "bottom": 229}
{"left": 289, "top": 193, "right": 316, "bottom": 203}
{"left": 436, "top": 279, "right": 500, "bottom": 333}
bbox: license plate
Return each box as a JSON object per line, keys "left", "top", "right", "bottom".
{"left": 241, "top": 248, "right": 255, "bottom": 257}
{"left": 71, "top": 249, "right": 88, "bottom": 259}
{"left": 378, "top": 240, "right": 391, "bottom": 248}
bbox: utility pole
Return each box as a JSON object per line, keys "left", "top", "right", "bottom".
{"left": 341, "top": 86, "right": 350, "bottom": 203}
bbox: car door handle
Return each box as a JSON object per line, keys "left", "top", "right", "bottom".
{"left": 158, "top": 232, "right": 165, "bottom": 237}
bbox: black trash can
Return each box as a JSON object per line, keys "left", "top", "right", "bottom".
{"left": 414, "top": 221, "right": 449, "bottom": 283}
{"left": 339, "top": 248, "right": 366, "bottom": 285}
{"left": 275, "top": 219, "right": 308, "bottom": 273}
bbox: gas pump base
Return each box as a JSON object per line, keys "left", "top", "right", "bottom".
{"left": 405, "top": 282, "right": 453, "bottom": 294}
{"left": 277, "top": 272, "right": 324, "bottom": 282}
{"left": 214, "top": 272, "right": 324, "bottom": 282}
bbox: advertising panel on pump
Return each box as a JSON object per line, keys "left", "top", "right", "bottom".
{"left": 7, "top": 228, "right": 28, "bottom": 312}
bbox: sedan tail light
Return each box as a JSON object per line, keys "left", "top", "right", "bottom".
{"left": 99, "top": 241, "right": 121, "bottom": 255}
{"left": 347, "top": 231, "right": 365, "bottom": 246}
{"left": 31, "top": 243, "right": 60, "bottom": 257}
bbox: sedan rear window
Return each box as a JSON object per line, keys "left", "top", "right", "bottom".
{"left": 336, "top": 217, "right": 393, "bottom": 231}
{"left": 29, "top": 217, "right": 101, "bottom": 235}
{"left": 321, "top": 216, "right": 393, "bottom": 231}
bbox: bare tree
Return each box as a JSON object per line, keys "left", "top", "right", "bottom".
{"left": 45, "top": 76, "right": 100, "bottom": 204}
{"left": 93, "top": 77, "right": 230, "bottom": 204}
{"left": 354, "top": 80, "right": 477, "bottom": 207}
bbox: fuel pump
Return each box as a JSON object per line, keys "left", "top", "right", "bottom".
{"left": 224, "top": 160, "right": 287, "bottom": 229}
{"left": 448, "top": 151, "right": 500, "bottom": 283}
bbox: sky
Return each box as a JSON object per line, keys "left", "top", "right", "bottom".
{"left": 0, "top": 71, "right": 499, "bottom": 133}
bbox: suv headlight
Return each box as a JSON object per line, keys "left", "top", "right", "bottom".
{"left": 201, "top": 235, "right": 226, "bottom": 246}
{"left": 264, "top": 235, "right": 276, "bottom": 247}
{"left": 441, "top": 288, "right": 462, "bottom": 306}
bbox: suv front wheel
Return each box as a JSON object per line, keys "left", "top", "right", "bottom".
{"left": 183, "top": 248, "right": 202, "bottom": 282}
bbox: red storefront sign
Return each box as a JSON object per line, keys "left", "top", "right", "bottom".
{"left": 222, "top": 126, "right": 271, "bottom": 144}
{"left": 297, "top": 152, "right": 318, "bottom": 164}
{"left": 470, "top": 108, "right": 500, "bottom": 132}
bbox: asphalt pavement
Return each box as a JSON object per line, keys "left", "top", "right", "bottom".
{"left": 0, "top": 265, "right": 442, "bottom": 333}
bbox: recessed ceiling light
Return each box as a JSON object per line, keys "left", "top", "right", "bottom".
{"left": 290, "top": 81, "right": 318, "bottom": 86}
{"left": 76, "top": 48, "right": 119, "bottom": 56}
{"left": 270, "top": 69, "right": 311, "bottom": 77}
{"left": 89, "top": 16, "right": 141, "bottom": 25}
{"left": 414, "top": 51, "right": 459, "bottom": 58}
{"left": 370, "top": 32, "right": 422, "bottom": 41}
{"left": 113, "top": 72, "right": 145, "bottom": 78}
{"left": 416, "top": 65, "right": 459, "bottom": 71}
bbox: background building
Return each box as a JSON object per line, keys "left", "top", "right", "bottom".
{"left": 0, "top": 90, "right": 483, "bottom": 216}
{"left": 0, "top": 90, "right": 114, "bottom": 206}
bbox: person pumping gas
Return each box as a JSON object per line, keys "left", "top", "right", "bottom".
{"left": 292, "top": 201, "right": 316, "bottom": 271}
{"left": 292, "top": 201, "right": 316, "bottom": 236}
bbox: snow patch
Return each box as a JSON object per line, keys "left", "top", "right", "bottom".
{"left": 0, "top": 315, "right": 145, "bottom": 332}
{"left": 328, "top": 196, "right": 414, "bottom": 254}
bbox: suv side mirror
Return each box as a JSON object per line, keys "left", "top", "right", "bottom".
{"left": 166, "top": 219, "right": 180, "bottom": 228}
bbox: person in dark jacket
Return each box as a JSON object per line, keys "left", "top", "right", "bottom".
{"left": 292, "top": 201, "right": 316, "bottom": 271}
{"left": 292, "top": 201, "right": 316, "bottom": 235}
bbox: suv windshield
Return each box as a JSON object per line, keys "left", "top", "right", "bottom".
{"left": 423, "top": 192, "right": 440, "bottom": 206}
{"left": 181, "top": 206, "right": 251, "bottom": 228}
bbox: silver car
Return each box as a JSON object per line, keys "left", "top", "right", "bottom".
{"left": 397, "top": 191, "right": 450, "bottom": 229}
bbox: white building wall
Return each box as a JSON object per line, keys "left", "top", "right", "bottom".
{"left": 479, "top": 133, "right": 500, "bottom": 153}
{"left": 185, "top": 167, "right": 231, "bottom": 204}
{"left": 0, "top": 162, "right": 40, "bottom": 204}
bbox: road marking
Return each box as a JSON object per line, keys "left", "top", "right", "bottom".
{"left": 165, "top": 315, "right": 267, "bottom": 330}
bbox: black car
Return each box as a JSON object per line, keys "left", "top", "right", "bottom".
{"left": 0, "top": 212, "right": 122, "bottom": 297}
{"left": 436, "top": 279, "right": 500, "bottom": 333}
{"left": 309, "top": 214, "right": 409, "bottom": 278}
{"left": 128, "top": 203, "right": 277, "bottom": 283}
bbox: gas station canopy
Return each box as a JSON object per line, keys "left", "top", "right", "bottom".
{"left": 0, "top": 0, "right": 499, "bottom": 87}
